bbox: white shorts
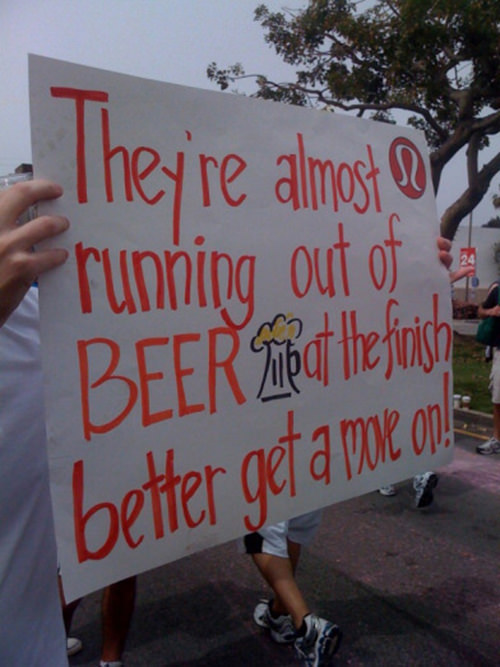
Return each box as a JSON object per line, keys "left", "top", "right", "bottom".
{"left": 242, "top": 509, "right": 323, "bottom": 558}
{"left": 489, "top": 349, "right": 500, "bottom": 404}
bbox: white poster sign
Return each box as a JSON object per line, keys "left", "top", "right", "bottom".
{"left": 29, "top": 55, "right": 453, "bottom": 601}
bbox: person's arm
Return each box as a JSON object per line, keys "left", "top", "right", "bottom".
{"left": 436, "top": 236, "right": 475, "bottom": 284}
{"left": 0, "top": 179, "right": 69, "bottom": 327}
{"left": 478, "top": 284, "right": 500, "bottom": 319}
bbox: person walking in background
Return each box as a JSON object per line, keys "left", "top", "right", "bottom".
{"left": 248, "top": 237, "right": 463, "bottom": 664}
{"left": 245, "top": 511, "right": 342, "bottom": 666}
{"left": 62, "top": 576, "right": 137, "bottom": 667}
{"left": 378, "top": 251, "right": 474, "bottom": 507}
{"left": 476, "top": 280, "right": 500, "bottom": 455}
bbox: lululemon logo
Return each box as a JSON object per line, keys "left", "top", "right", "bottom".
{"left": 389, "top": 137, "right": 426, "bottom": 199}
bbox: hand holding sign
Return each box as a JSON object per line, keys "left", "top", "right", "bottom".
{"left": 0, "top": 177, "right": 69, "bottom": 326}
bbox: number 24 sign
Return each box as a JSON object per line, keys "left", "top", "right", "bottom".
{"left": 460, "top": 247, "right": 476, "bottom": 275}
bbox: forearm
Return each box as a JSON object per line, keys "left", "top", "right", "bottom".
{"left": 478, "top": 305, "right": 500, "bottom": 318}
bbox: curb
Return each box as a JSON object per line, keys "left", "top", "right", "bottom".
{"left": 452, "top": 319, "right": 479, "bottom": 337}
{"left": 453, "top": 406, "right": 492, "bottom": 436}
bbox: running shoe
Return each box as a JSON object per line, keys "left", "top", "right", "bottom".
{"left": 476, "top": 437, "right": 500, "bottom": 455}
{"left": 378, "top": 485, "right": 396, "bottom": 496}
{"left": 253, "top": 599, "right": 296, "bottom": 644}
{"left": 414, "top": 472, "right": 439, "bottom": 508}
{"left": 294, "top": 613, "right": 342, "bottom": 666}
{"left": 66, "top": 637, "right": 82, "bottom": 656}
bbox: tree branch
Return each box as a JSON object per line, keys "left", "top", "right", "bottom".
{"left": 441, "top": 150, "right": 500, "bottom": 238}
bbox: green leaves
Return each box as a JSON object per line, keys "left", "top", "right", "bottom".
{"left": 207, "top": 0, "right": 500, "bottom": 237}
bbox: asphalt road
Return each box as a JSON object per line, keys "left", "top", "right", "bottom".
{"left": 69, "top": 428, "right": 500, "bottom": 667}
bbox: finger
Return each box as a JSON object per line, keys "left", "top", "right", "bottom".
{"left": 0, "top": 241, "right": 69, "bottom": 285}
{"left": 5, "top": 215, "right": 70, "bottom": 251}
{"left": 0, "top": 180, "right": 63, "bottom": 228}
{"left": 438, "top": 249, "right": 452, "bottom": 270}
{"left": 28, "top": 247, "right": 70, "bottom": 277}
{"left": 0, "top": 244, "right": 69, "bottom": 328}
{"left": 436, "top": 237, "right": 451, "bottom": 252}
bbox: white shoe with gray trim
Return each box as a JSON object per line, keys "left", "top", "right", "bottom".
{"left": 253, "top": 598, "right": 296, "bottom": 644}
{"left": 66, "top": 637, "right": 83, "bottom": 656}
{"left": 378, "top": 484, "right": 396, "bottom": 496}
{"left": 294, "top": 613, "right": 342, "bottom": 666}
{"left": 476, "top": 437, "right": 500, "bottom": 455}
{"left": 414, "top": 472, "right": 439, "bottom": 508}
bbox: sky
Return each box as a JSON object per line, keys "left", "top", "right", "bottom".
{"left": 1, "top": 0, "right": 499, "bottom": 226}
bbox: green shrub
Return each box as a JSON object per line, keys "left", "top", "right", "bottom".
{"left": 452, "top": 333, "right": 492, "bottom": 413}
